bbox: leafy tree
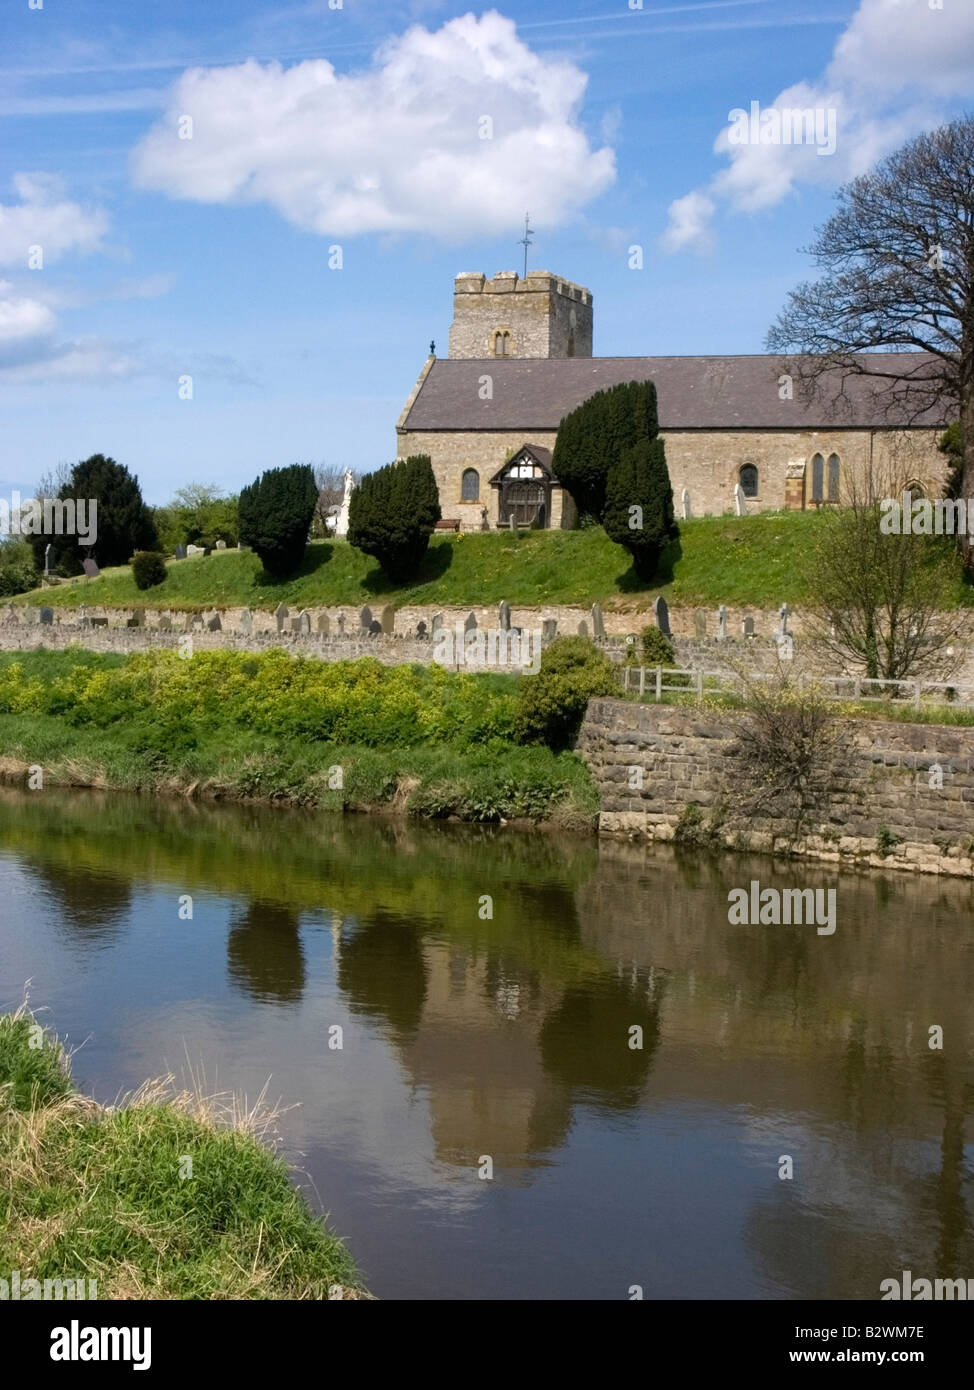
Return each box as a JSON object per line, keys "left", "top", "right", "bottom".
{"left": 767, "top": 116, "right": 974, "bottom": 565}
{"left": 27, "top": 455, "right": 157, "bottom": 574}
{"left": 131, "top": 551, "right": 168, "bottom": 590}
{"left": 515, "top": 636, "right": 618, "bottom": 750}
{"left": 154, "top": 484, "right": 239, "bottom": 553}
{"left": 347, "top": 455, "right": 440, "bottom": 581}
{"left": 603, "top": 437, "right": 678, "bottom": 580}
{"left": 238, "top": 464, "right": 318, "bottom": 577}
{"left": 0, "top": 538, "right": 38, "bottom": 597}
{"left": 552, "top": 380, "right": 659, "bottom": 522}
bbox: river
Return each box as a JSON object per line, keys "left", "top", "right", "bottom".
{"left": 0, "top": 787, "right": 971, "bottom": 1300}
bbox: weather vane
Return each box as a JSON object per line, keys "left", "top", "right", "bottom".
{"left": 518, "top": 212, "right": 534, "bottom": 278}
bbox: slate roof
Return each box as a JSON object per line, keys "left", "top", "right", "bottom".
{"left": 400, "top": 354, "right": 948, "bottom": 433}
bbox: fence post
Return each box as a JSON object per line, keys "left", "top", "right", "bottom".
{"left": 853, "top": 677, "right": 861, "bottom": 701}
{"left": 655, "top": 667, "right": 662, "bottom": 702}
{"left": 914, "top": 680, "right": 921, "bottom": 710}
{"left": 624, "top": 666, "right": 630, "bottom": 693}
{"left": 696, "top": 670, "right": 703, "bottom": 698}
{"left": 639, "top": 667, "right": 646, "bottom": 698}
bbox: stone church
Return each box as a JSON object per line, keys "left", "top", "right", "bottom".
{"left": 396, "top": 270, "right": 948, "bottom": 529}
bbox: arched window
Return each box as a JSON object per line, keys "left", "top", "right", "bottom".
{"left": 461, "top": 468, "right": 480, "bottom": 502}
{"left": 811, "top": 453, "right": 824, "bottom": 502}
{"left": 827, "top": 453, "right": 840, "bottom": 502}
{"left": 739, "top": 464, "right": 758, "bottom": 498}
{"left": 905, "top": 479, "right": 926, "bottom": 503}
{"left": 492, "top": 330, "right": 511, "bottom": 357}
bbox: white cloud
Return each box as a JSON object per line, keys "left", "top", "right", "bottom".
{"left": 0, "top": 172, "right": 110, "bottom": 267}
{"left": 0, "top": 280, "right": 56, "bottom": 343}
{"left": 131, "top": 9, "right": 615, "bottom": 239}
{"left": 661, "top": 0, "right": 974, "bottom": 253}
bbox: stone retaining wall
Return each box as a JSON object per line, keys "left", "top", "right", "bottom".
{"left": 577, "top": 698, "right": 974, "bottom": 876}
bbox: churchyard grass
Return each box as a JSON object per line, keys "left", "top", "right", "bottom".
{"left": 0, "top": 1007, "right": 367, "bottom": 1300}
{"left": 20, "top": 512, "right": 970, "bottom": 612}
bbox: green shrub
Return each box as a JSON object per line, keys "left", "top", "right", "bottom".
{"left": 0, "top": 539, "right": 38, "bottom": 597}
{"left": 639, "top": 625, "right": 676, "bottom": 666}
{"left": 348, "top": 455, "right": 441, "bottom": 582}
{"left": 877, "top": 825, "right": 903, "bottom": 857}
{"left": 604, "top": 437, "right": 678, "bottom": 581}
{"left": 551, "top": 380, "right": 659, "bottom": 521}
{"left": 515, "top": 635, "right": 617, "bottom": 750}
{"left": 238, "top": 464, "right": 318, "bottom": 578}
{"left": 131, "top": 550, "right": 168, "bottom": 590}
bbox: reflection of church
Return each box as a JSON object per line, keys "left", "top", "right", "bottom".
{"left": 395, "top": 269, "right": 946, "bottom": 530}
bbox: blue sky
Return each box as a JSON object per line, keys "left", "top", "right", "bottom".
{"left": 1, "top": 0, "right": 972, "bottom": 504}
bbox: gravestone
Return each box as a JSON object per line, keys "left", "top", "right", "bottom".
{"left": 158, "top": 614, "right": 172, "bottom": 632}
{"left": 215, "top": 540, "right": 227, "bottom": 551}
{"left": 498, "top": 600, "right": 511, "bottom": 631}
{"left": 126, "top": 616, "right": 141, "bottom": 629}
{"left": 316, "top": 613, "right": 330, "bottom": 636}
{"left": 290, "top": 617, "right": 302, "bottom": 633}
{"left": 237, "top": 543, "right": 251, "bottom": 552}
{"left": 464, "top": 612, "right": 477, "bottom": 633}
{"left": 337, "top": 613, "right": 346, "bottom": 636}
{"left": 777, "top": 603, "right": 791, "bottom": 636}
{"left": 186, "top": 544, "right": 205, "bottom": 556}
{"left": 694, "top": 610, "right": 707, "bottom": 639}
{"left": 206, "top": 613, "right": 222, "bottom": 632}
{"left": 681, "top": 488, "right": 691, "bottom": 520}
{"left": 577, "top": 619, "right": 589, "bottom": 637}
{"left": 39, "top": 606, "right": 54, "bottom": 625}
{"left": 24, "top": 607, "right": 41, "bottom": 625}
{"left": 368, "top": 619, "right": 382, "bottom": 636}
{"left": 239, "top": 608, "right": 253, "bottom": 636}
{"left": 298, "top": 610, "right": 311, "bottom": 635}
{"left": 78, "top": 605, "right": 89, "bottom": 627}
{"left": 591, "top": 603, "right": 606, "bottom": 640}
{"left": 742, "top": 616, "right": 755, "bottom": 638}
{"left": 359, "top": 606, "right": 372, "bottom": 631}
{"left": 173, "top": 546, "right": 187, "bottom": 560}
{"left": 91, "top": 616, "right": 108, "bottom": 628}
{"left": 717, "top": 605, "right": 728, "bottom": 641}
{"left": 542, "top": 618, "right": 557, "bottom": 641}
{"left": 776, "top": 632, "right": 794, "bottom": 661}
{"left": 653, "top": 594, "right": 671, "bottom": 637}
{"left": 380, "top": 605, "right": 395, "bottom": 635}
{"left": 734, "top": 484, "right": 748, "bottom": 517}
{"left": 82, "top": 558, "right": 100, "bottom": 578}
{"left": 509, "top": 515, "right": 516, "bottom": 533}
{"left": 431, "top": 613, "right": 443, "bottom": 633}
{"left": 274, "top": 603, "right": 288, "bottom": 633}
{"left": 191, "top": 614, "right": 204, "bottom": 631}
{"left": 416, "top": 620, "right": 428, "bottom": 639}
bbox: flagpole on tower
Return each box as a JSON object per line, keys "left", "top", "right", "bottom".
{"left": 518, "top": 213, "right": 534, "bottom": 278}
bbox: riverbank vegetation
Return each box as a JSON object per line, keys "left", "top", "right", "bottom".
{"left": 0, "top": 648, "right": 598, "bottom": 825}
{"left": 0, "top": 1006, "right": 365, "bottom": 1299}
{"left": 19, "top": 512, "right": 973, "bottom": 612}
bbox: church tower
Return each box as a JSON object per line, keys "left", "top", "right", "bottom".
{"left": 447, "top": 270, "right": 593, "bottom": 360}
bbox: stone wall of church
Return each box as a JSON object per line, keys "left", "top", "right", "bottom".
{"left": 398, "top": 425, "right": 947, "bottom": 525}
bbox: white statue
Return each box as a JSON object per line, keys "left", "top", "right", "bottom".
{"left": 335, "top": 469, "right": 355, "bottom": 538}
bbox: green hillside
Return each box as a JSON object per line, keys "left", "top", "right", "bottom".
{"left": 12, "top": 512, "right": 974, "bottom": 612}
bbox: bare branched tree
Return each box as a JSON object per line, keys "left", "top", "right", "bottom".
{"left": 767, "top": 116, "right": 974, "bottom": 560}
{"left": 801, "top": 451, "right": 962, "bottom": 681}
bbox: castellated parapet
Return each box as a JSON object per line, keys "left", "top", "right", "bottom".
{"left": 447, "top": 270, "right": 593, "bottom": 360}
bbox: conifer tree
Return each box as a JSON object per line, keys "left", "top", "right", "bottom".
{"left": 603, "top": 436, "right": 678, "bottom": 580}
{"left": 237, "top": 464, "right": 317, "bottom": 577}
{"left": 348, "top": 455, "right": 441, "bottom": 581}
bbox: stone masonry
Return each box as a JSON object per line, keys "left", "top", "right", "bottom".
{"left": 577, "top": 699, "right": 974, "bottom": 877}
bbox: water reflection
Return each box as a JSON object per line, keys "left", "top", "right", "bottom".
{"left": 1, "top": 786, "right": 972, "bottom": 1299}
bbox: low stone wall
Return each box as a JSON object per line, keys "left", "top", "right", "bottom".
{"left": 577, "top": 699, "right": 974, "bottom": 876}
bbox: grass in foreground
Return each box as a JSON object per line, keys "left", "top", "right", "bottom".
{"left": 0, "top": 1007, "right": 366, "bottom": 1299}
{"left": 21, "top": 512, "right": 971, "bottom": 612}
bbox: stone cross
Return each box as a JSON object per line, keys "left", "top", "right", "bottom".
{"left": 777, "top": 603, "right": 791, "bottom": 636}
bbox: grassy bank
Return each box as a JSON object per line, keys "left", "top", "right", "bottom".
{"left": 0, "top": 648, "right": 598, "bottom": 826}
{"left": 0, "top": 1007, "right": 366, "bottom": 1299}
{"left": 21, "top": 511, "right": 971, "bottom": 612}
